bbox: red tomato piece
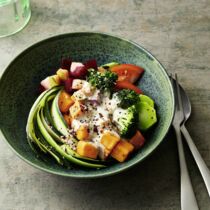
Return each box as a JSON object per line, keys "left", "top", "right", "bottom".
{"left": 111, "top": 64, "right": 144, "bottom": 83}
{"left": 115, "top": 81, "right": 143, "bottom": 94}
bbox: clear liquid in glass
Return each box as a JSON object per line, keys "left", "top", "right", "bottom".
{"left": 0, "top": 0, "right": 31, "bottom": 38}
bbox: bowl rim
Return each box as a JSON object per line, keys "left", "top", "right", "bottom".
{"left": 0, "top": 32, "right": 175, "bottom": 178}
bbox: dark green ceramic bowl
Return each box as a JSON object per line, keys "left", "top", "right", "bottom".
{"left": 0, "top": 32, "right": 174, "bottom": 178}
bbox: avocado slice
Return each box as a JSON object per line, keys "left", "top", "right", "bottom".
{"left": 139, "top": 94, "right": 154, "bottom": 108}
{"left": 137, "top": 101, "right": 157, "bottom": 131}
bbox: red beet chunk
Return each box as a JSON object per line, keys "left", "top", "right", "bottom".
{"left": 64, "top": 78, "right": 74, "bottom": 93}
{"left": 61, "top": 58, "right": 72, "bottom": 70}
{"left": 38, "top": 84, "right": 46, "bottom": 94}
{"left": 71, "top": 66, "right": 88, "bottom": 79}
{"left": 84, "top": 59, "right": 97, "bottom": 70}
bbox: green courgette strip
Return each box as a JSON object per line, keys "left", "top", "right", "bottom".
{"left": 34, "top": 123, "right": 63, "bottom": 165}
{"left": 33, "top": 104, "right": 64, "bottom": 165}
{"left": 50, "top": 90, "right": 69, "bottom": 137}
{"left": 41, "top": 108, "right": 64, "bottom": 143}
{"left": 44, "top": 96, "right": 64, "bottom": 136}
{"left": 26, "top": 87, "right": 61, "bottom": 152}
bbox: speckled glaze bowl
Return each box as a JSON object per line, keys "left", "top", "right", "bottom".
{"left": 0, "top": 32, "right": 174, "bottom": 178}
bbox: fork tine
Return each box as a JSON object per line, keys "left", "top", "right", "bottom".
{"left": 175, "top": 73, "right": 184, "bottom": 112}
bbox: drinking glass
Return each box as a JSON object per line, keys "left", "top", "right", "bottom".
{"left": 0, "top": 0, "right": 31, "bottom": 38}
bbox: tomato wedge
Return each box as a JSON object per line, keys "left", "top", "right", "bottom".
{"left": 111, "top": 64, "right": 144, "bottom": 83}
{"left": 115, "top": 81, "right": 143, "bottom": 94}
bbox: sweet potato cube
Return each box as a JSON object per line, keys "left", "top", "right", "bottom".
{"left": 100, "top": 132, "right": 120, "bottom": 151}
{"left": 111, "top": 140, "right": 134, "bottom": 162}
{"left": 63, "top": 114, "right": 72, "bottom": 127}
{"left": 58, "top": 90, "right": 74, "bottom": 113}
{"left": 69, "top": 100, "right": 83, "bottom": 118}
{"left": 129, "top": 130, "right": 145, "bottom": 150}
{"left": 77, "top": 141, "right": 98, "bottom": 159}
{"left": 56, "top": 68, "right": 69, "bottom": 81}
{"left": 76, "top": 126, "right": 89, "bottom": 141}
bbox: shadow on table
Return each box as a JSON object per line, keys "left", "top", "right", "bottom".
{"left": 49, "top": 128, "right": 180, "bottom": 210}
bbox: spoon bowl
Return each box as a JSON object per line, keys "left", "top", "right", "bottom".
{"left": 180, "top": 86, "right": 191, "bottom": 122}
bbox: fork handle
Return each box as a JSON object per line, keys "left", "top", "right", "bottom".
{"left": 174, "top": 126, "right": 199, "bottom": 210}
{"left": 181, "top": 125, "right": 210, "bottom": 197}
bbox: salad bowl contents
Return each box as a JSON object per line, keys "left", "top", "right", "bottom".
{"left": 0, "top": 32, "right": 174, "bottom": 177}
{"left": 26, "top": 59, "right": 157, "bottom": 168}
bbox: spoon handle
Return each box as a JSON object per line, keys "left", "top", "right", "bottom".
{"left": 181, "top": 125, "right": 210, "bottom": 197}
{"left": 174, "top": 126, "right": 199, "bottom": 210}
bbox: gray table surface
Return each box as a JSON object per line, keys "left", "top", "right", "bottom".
{"left": 1, "top": 0, "right": 210, "bottom": 209}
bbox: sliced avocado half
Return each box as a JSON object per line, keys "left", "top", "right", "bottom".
{"left": 139, "top": 94, "right": 154, "bottom": 108}
{"left": 137, "top": 101, "right": 157, "bottom": 131}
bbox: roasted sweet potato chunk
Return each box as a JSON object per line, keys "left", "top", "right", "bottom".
{"left": 111, "top": 140, "right": 134, "bottom": 162}
{"left": 58, "top": 90, "right": 74, "bottom": 113}
{"left": 100, "top": 132, "right": 120, "bottom": 151}
{"left": 77, "top": 141, "right": 98, "bottom": 159}
{"left": 76, "top": 126, "right": 89, "bottom": 141}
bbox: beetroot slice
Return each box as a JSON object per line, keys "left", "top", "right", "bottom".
{"left": 61, "top": 58, "right": 72, "bottom": 70}
{"left": 71, "top": 66, "right": 88, "bottom": 79}
{"left": 38, "top": 84, "right": 46, "bottom": 94}
{"left": 84, "top": 59, "right": 97, "bottom": 70}
{"left": 64, "top": 78, "right": 74, "bottom": 93}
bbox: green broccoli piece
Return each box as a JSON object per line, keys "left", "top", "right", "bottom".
{"left": 113, "top": 105, "right": 137, "bottom": 137}
{"left": 114, "top": 89, "right": 140, "bottom": 108}
{"left": 87, "top": 69, "right": 118, "bottom": 92}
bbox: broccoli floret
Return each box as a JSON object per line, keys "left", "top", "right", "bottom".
{"left": 114, "top": 89, "right": 140, "bottom": 108}
{"left": 113, "top": 105, "right": 137, "bottom": 137}
{"left": 87, "top": 69, "right": 118, "bottom": 92}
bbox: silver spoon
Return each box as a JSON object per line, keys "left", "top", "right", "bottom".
{"left": 180, "top": 84, "right": 210, "bottom": 197}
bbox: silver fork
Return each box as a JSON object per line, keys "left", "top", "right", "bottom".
{"left": 171, "top": 74, "right": 199, "bottom": 210}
